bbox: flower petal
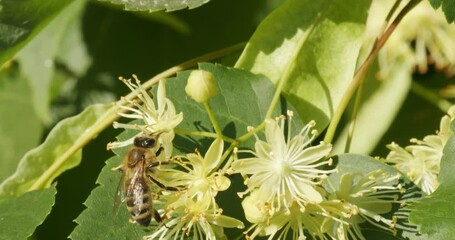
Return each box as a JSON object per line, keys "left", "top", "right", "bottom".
{"left": 231, "top": 157, "right": 272, "bottom": 174}
{"left": 209, "top": 214, "right": 244, "bottom": 229}
{"left": 204, "top": 138, "right": 224, "bottom": 173}
{"left": 264, "top": 118, "right": 286, "bottom": 160}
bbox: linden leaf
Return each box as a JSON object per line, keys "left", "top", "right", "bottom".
{"left": 236, "top": 0, "right": 372, "bottom": 131}
{"left": 0, "top": 185, "right": 56, "bottom": 240}
{"left": 0, "top": 104, "right": 111, "bottom": 199}
{"left": 99, "top": 0, "right": 210, "bottom": 12}
{"left": 0, "top": 0, "right": 74, "bottom": 67}
{"left": 428, "top": 0, "right": 455, "bottom": 23}
{"left": 0, "top": 67, "right": 43, "bottom": 182}
{"left": 408, "top": 135, "right": 455, "bottom": 239}
{"left": 17, "top": 0, "right": 90, "bottom": 124}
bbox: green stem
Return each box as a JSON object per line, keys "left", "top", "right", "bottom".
{"left": 323, "top": 0, "right": 421, "bottom": 144}
{"left": 265, "top": 72, "right": 289, "bottom": 119}
{"left": 220, "top": 143, "right": 238, "bottom": 172}
{"left": 28, "top": 42, "right": 246, "bottom": 192}
{"left": 174, "top": 128, "right": 236, "bottom": 143}
{"left": 411, "top": 81, "right": 452, "bottom": 113}
{"left": 204, "top": 101, "right": 223, "bottom": 137}
{"left": 236, "top": 121, "right": 266, "bottom": 143}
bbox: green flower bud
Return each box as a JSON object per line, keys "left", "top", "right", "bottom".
{"left": 185, "top": 70, "right": 217, "bottom": 103}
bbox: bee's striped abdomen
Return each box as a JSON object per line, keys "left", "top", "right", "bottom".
{"left": 125, "top": 177, "right": 152, "bottom": 226}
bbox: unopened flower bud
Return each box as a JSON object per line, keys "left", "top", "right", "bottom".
{"left": 185, "top": 70, "right": 217, "bottom": 103}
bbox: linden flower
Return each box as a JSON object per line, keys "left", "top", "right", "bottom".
{"left": 328, "top": 170, "right": 404, "bottom": 240}
{"left": 159, "top": 138, "right": 231, "bottom": 208}
{"left": 107, "top": 75, "right": 183, "bottom": 157}
{"left": 242, "top": 190, "right": 351, "bottom": 240}
{"left": 147, "top": 139, "right": 243, "bottom": 239}
{"left": 384, "top": 106, "right": 455, "bottom": 194}
{"left": 146, "top": 192, "right": 244, "bottom": 240}
{"left": 241, "top": 190, "right": 288, "bottom": 239}
{"left": 376, "top": 1, "right": 455, "bottom": 76}
{"left": 385, "top": 143, "right": 439, "bottom": 194}
{"left": 231, "top": 112, "right": 334, "bottom": 210}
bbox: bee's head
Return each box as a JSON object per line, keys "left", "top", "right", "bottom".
{"left": 133, "top": 136, "right": 157, "bottom": 148}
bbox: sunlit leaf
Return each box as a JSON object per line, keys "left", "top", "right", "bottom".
{"left": 0, "top": 104, "right": 111, "bottom": 199}
{"left": 0, "top": 185, "right": 56, "bottom": 240}
{"left": 236, "top": 0, "right": 372, "bottom": 131}
{"left": 99, "top": 0, "right": 210, "bottom": 12}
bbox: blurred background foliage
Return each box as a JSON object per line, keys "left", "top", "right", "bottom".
{"left": 0, "top": 0, "right": 453, "bottom": 239}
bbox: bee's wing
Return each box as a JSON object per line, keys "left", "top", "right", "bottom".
{"left": 113, "top": 164, "right": 145, "bottom": 217}
{"left": 113, "top": 169, "right": 126, "bottom": 216}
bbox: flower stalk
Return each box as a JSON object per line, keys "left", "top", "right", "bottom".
{"left": 324, "top": 0, "right": 421, "bottom": 144}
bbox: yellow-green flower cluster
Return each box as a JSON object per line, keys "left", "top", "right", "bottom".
{"left": 146, "top": 138, "right": 244, "bottom": 240}
{"left": 384, "top": 106, "right": 455, "bottom": 194}
{"left": 238, "top": 169, "right": 405, "bottom": 240}
{"left": 326, "top": 170, "right": 405, "bottom": 240}
{"left": 230, "top": 112, "right": 406, "bottom": 239}
{"left": 374, "top": 1, "right": 455, "bottom": 76}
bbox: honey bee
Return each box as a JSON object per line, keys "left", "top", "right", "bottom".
{"left": 113, "top": 133, "right": 177, "bottom": 226}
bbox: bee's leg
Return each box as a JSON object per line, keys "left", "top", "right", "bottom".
{"left": 111, "top": 164, "right": 124, "bottom": 172}
{"left": 153, "top": 209, "right": 164, "bottom": 222}
{"left": 153, "top": 209, "right": 171, "bottom": 228}
{"left": 147, "top": 159, "right": 175, "bottom": 169}
{"left": 147, "top": 175, "right": 179, "bottom": 191}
